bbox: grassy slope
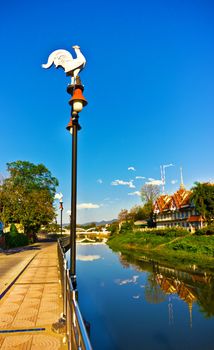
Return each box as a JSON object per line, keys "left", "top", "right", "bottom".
{"left": 108, "top": 230, "right": 214, "bottom": 271}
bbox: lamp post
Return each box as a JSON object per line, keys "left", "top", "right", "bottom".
{"left": 42, "top": 45, "right": 87, "bottom": 288}
{"left": 59, "top": 196, "right": 63, "bottom": 237}
{"left": 66, "top": 80, "right": 87, "bottom": 286}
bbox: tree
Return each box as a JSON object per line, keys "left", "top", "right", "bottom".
{"left": 118, "top": 209, "right": 130, "bottom": 222}
{"left": 6, "top": 161, "right": 58, "bottom": 197}
{"left": 129, "top": 205, "right": 148, "bottom": 221}
{"left": 0, "top": 161, "right": 59, "bottom": 241}
{"left": 109, "top": 221, "right": 119, "bottom": 236}
{"left": 190, "top": 182, "right": 214, "bottom": 224}
{"left": 141, "top": 184, "right": 160, "bottom": 204}
{"left": 140, "top": 184, "right": 160, "bottom": 227}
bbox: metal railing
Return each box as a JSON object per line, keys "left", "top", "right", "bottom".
{"left": 58, "top": 238, "right": 93, "bottom": 350}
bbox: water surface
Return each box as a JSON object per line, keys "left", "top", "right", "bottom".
{"left": 70, "top": 244, "right": 214, "bottom": 350}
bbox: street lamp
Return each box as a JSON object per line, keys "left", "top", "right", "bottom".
{"left": 59, "top": 195, "right": 63, "bottom": 237}
{"left": 66, "top": 80, "right": 87, "bottom": 287}
{"left": 54, "top": 192, "right": 63, "bottom": 236}
{"left": 43, "top": 46, "right": 87, "bottom": 288}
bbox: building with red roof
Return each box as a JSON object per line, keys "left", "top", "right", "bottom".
{"left": 154, "top": 183, "right": 204, "bottom": 231}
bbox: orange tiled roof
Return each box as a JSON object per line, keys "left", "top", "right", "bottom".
{"left": 187, "top": 215, "right": 204, "bottom": 222}
{"left": 154, "top": 188, "right": 192, "bottom": 213}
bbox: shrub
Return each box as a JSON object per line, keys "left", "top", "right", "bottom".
{"left": 5, "top": 230, "right": 29, "bottom": 248}
{"left": 119, "top": 222, "right": 134, "bottom": 234}
{"left": 109, "top": 222, "right": 119, "bottom": 236}
{"left": 10, "top": 223, "right": 19, "bottom": 236}
{"left": 195, "top": 225, "right": 214, "bottom": 236}
{"left": 141, "top": 227, "right": 187, "bottom": 238}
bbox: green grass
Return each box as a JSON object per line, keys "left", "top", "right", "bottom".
{"left": 169, "top": 235, "right": 214, "bottom": 256}
{"left": 108, "top": 228, "right": 214, "bottom": 272}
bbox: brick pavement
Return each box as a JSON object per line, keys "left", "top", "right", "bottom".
{"left": 0, "top": 246, "right": 39, "bottom": 298}
{"left": 0, "top": 242, "right": 66, "bottom": 349}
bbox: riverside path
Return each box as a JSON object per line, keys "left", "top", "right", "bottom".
{"left": 0, "top": 242, "right": 66, "bottom": 349}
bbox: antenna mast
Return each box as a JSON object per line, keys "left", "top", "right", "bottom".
{"left": 160, "top": 164, "right": 174, "bottom": 194}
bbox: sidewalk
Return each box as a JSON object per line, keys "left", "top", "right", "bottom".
{"left": 0, "top": 245, "right": 40, "bottom": 298}
{"left": 0, "top": 242, "right": 66, "bottom": 349}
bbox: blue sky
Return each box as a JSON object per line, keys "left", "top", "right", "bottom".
{"left": 0, "top": 0, "right": 213, "bottom": 224}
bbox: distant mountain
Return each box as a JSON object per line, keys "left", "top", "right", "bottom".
{"left": 62, "top": 219, "right": 117, "bottom": 227}
{"left": 81, "top": 219, "right": 117, "bottom": 226}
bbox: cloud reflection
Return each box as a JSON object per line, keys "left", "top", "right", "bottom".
{"left": 133, "top": 295, "right": 140, "bottom": 299}
{"left": 115, "top": 275, "right": 139, "bottom": 286}
{"left": 77, "top": 255, "right": 101, "bottom": 261}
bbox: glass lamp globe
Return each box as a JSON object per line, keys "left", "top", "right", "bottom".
{"left": 73, "top": 100, "right": 83, "bottom": 113}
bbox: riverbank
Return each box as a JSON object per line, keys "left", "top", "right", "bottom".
{"left": 107, "top": 228, "right": 214, "bottom": 272}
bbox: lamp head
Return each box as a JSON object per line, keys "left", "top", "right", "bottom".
{"left": 66, "top": 118, "right": 73, "bottom": 134}
{"left": 70, "top": 87, "right": 88, "bottom": 113}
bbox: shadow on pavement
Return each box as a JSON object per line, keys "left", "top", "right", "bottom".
{"left": 1, "top": 244, "right": 42, "bottom": 255}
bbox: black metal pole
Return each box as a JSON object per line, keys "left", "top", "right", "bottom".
{"left": 60, "top": 205, "right": 63, "bottom": 237}
{"left": 70, "top": 112, "right": 79, "bottom": 287}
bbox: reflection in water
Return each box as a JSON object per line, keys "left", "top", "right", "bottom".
{"left": 120, "top": 251, "right": 214, "bottom": 322}
{"left": 115, "top": 275, "right": 139, "bottom": 286}
{"left": 77, "top": 254, "right": 101, "bottom": 261}
{"left": 145, "top": 273, "right": 166, "bottom": 304}
{"left": 76, "top": 244, "right": 214, "bottom": 350}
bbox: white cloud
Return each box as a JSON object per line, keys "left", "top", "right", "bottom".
{"left": 77, "top": 203, "right": 100, "bottom": 210}
{"left": 148, "top": 178, "right": 155, "bottom": 181}
{"left": 97, "top": 179, "right": 103, "bottom": 184}
{"left": 171, "top": 179, "right": 178, "bottom": 185}
{"left": 128, "top": 191, "right": 141, "bottom": 196}
{"left": 145, "top": 179, "right": 163, "bottom": 186}
{"left": 111, "top": 179, "right": 135, "bottom": 188}
{"left": 136, "top": 176, "right": 145, "bottom": 179}
{"left": 128, "top": 166, "right": 136, "bottom": 171}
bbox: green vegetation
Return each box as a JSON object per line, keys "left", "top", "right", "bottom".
{"left": 191, "top": 182, "right": 214, "bottom": 224}
{"left": 108, "top": 221, "right": 119, "bottom": 236}
{"left": 5, "top": 223, "right": 29, "bottom": 248}
{"left": 9, "top": 223, "right": 19, "bottom": 236}
{"left": 140, "top": 183, "right": 160, "bottom": 227}
{"left": 0, "top": 160, "right": 58, "bottom": 243}
{"left": 117, "top": 184, "right": 160, "bottom": 228}
{"left": 108, "top": 224, "right": 214, "bottom": 271}
{"left": 195, "top": 225, "right": 214, "bottom": 236}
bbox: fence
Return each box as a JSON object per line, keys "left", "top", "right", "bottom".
{"left": 58, "top": 237, "right": 93, "bottom": 350}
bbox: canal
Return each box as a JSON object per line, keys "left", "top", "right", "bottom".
{"left": 69, "top": 243, "right": 214, "bottom": 350}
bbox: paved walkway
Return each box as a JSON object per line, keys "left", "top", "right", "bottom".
{"left": 0, "top": 245, "right": 40, "bottom": 298}
{"left": 0, "top": 242, "right": 66, "bottom": 349}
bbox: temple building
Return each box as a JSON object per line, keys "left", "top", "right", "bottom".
{"left": 153, "top": 182, "right": 204, "bottom": 231}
